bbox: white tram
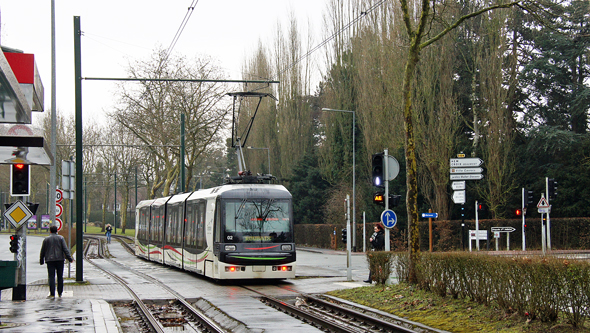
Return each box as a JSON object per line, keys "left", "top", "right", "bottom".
{"left": 135, "top": 182, "right": 296, "bottom": 279}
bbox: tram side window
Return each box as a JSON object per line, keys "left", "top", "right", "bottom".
{"left": 158, "top": 207, "right": 164, "bottom": 243}
{"left": 185, "top": 203, "right": 195, "bottom": 247}
{"left": 149, "top": 207, "right": 158, "bottom": 242}
{"left": 196, "top": 201, "right": 206, "bottom": 250}
{"left": 176, "top": 205, "right": 184, "bottom": 246}
{"left": 166, "top": 205, "right": 179, "bottom": 245}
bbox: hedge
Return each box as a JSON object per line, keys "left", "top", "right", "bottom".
{"left": 294, "top": 217, "right": 590, "bottom": 251}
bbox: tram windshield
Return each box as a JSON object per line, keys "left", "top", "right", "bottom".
{"left": 223, "top": 199, "right": 293, "bottom": 243}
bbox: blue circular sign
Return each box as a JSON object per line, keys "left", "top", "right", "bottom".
{"left": 380, "top": 209, "right": 397, "bottom": 229}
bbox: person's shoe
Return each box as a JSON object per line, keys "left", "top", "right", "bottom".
{"left": 364, "top": 279, "right": 372, "bottom": 283}
{"left": 47, "top": 294, "right": 55, "bottom": 298}
{"left": 58, "top": 293, "right": 62, "bottom": 298}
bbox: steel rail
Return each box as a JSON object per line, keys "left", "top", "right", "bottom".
{"left": 260, "top": 295, "right": 357, "bottom": 333}
{"left": 83, "top": 237, "right": 165, "bottom": 333}
{"left": 97, "top": 235, "right": 226, "bottom": 333}
{"left": 306, "top": 295, "right": 418, "bottom": 333}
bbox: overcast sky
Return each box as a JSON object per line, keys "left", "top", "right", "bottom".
{"left": 0, "top": 0, "right": 327, "bottom": 125}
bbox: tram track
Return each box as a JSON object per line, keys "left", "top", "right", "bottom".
{"left": 83, "top": 235, "right": 226, "bottom": 333}
{"left": 242, "top": 285, "right": 442, "bottom": 333}
{"left": 90, "top": 235, "right": 441, "bottom": 333}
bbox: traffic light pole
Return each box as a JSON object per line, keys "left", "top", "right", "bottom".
{"left": 522, "top": 188, "right": 526, "bottom": 251}
{"left": 13, "top": 196, "right": 26, "bottom": 301}
{"left": 346, "top": 194, "right": 351, "bottom": 282}
{"left": 545, "top": 177, "right": 551, "bottom": 251}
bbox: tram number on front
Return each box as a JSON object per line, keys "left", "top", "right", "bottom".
{"left": 227, "top": 235, "right": 233, "bottom": 241}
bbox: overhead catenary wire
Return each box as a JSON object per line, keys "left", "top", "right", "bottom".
{"left": 164, "top": 0, "right": 199, "bottom": 62}
{"left": 273, "top": 0, "right": 387, "bottom": 80}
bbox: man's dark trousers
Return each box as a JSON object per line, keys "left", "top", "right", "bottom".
{"left": 46, "top": 261, "right": 65, "bottom": 296}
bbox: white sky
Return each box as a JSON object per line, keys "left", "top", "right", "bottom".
{"left": 0, "top": 0, "right": 327, "bottom": 125}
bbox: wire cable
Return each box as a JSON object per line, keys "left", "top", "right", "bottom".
{"left": 165, "top": 0, "right": 199, "bottom": 61}
{"left": 274, "top": 0, "right": 387, "bottom": 79}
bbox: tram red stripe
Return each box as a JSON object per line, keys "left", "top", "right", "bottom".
{"left": 244, "top": 245, "right": 280, "bottom": 250}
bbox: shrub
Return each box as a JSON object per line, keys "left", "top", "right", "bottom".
{"left": 393, "top": 253, "right": 590, "bottom": 327}
{"left": 366, "top": 251, "right": 394, "bottom": 285}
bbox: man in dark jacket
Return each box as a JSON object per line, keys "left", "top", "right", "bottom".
{"left": 40, "top": 225, "right": 74, "bottom": 298}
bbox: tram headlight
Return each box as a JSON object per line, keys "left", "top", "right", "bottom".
{"left": 281, "top": 244, "right": 292, "bottom": 251}
{"left": 224, "top": 244, "right": 236, "bottom": 251}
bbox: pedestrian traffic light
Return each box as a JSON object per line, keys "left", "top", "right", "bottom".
{"left": 10, "top": 163, "right": 30, "bottom": 196}
{"left": 373, "top": 192, "right": 385, "bottom": 206}
{"left": 371, "top": 153, "right": 384, "bottom": 187}
{"left": 341, "top": 228, "right": 347, "bottom": 243}
{"left": 9, "top": 235, "right": 19, "bottom": 253}
{"left": 548, "top": 179, "right": 557, "bottom": 200}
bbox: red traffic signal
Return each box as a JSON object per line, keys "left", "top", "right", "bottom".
{"left": 515, "top": 209, "right": 522, "bottom": 217}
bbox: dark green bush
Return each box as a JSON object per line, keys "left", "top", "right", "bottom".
{"left": 366, "top": 251, "right": 394, "bottom": 285}
{"left": 391, "top": 252, "right": 590, "bottom": 327}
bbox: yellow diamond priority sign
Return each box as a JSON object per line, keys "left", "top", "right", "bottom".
{"left": 4, "top": 201, "right": 33, "bottom": 230}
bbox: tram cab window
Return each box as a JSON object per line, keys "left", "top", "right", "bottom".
{"left": 223, "top": 199, "right": 293, "bottom": 243}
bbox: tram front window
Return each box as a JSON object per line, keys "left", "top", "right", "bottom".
{"left": 223, "top": 199, "right": 293, "bottom": 243}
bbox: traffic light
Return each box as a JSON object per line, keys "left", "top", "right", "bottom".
{"left": 373, "top": 192, "right": 401, "bottom": 207}
{"left": 477, "top": 203, "right": 486, "bottom": 211}
{"left": 373, "top": 192, "right": 385, "bottom": 206}
{"left": 341, "top": 228, "right": 347, "bottom": 243}
{"left": 10, "top": 163, "right": 30, "bottom": 196}
{"left": 9, "top": 235, "right": 19, "bottom": 253}
{"left": 514, "top": 208, "right": 522, "bottom": 217}
{"left": 548, "top": 179, "right": 558, "bottom": 200}
{"left": 389, "top": 194, "right": 401, "bottom": 207}
{"left": 371, "top": 153, "right": 384, "bottom": 187}
{"left": 526, "top": 189, "right": 534, "bottom": 205}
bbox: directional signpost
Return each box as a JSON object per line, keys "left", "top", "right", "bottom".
{"left": 422, "top": 211, "right": 438, "bottom": 252}
{"left": 450, "top": 155, "right": 485, "bottom": 250}
{"left": 452, "top": 190, "right": 466, "bottom": 204}
{"left": 490, "top": 227, "right": 516, "bottom": 251}
{"left": 451, "top": 181, "right": 465, "bottom": 191}
{"left": 450, "top": 158, "right": 484, "bottom": 167}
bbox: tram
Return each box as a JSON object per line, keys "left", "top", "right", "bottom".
{"left": 135, "top": 175, "right": 296, "bottom": 279}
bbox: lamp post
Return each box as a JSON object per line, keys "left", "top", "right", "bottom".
{"left": 246, "top": 146, "right": 271, "bottom": 174}
{"left": 322, "top": 108, "right": 356, "bottom": 252}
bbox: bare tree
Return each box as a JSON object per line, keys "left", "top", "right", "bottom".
{"left": 111, "top": 48, "right": 229, "bottom": 197}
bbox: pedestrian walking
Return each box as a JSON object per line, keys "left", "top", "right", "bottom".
{"left": 105, "top": 223, "right": 112, "bottom": 244}
{"left": 39, "top": 225, "right": 74, "bottom": 298}
{"left": 364, "top": 224, "right": 385, "bottom": 283}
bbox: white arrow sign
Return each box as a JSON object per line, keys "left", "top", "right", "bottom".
{"left": 450, "top": 167, "right": 484, "bottom": 174}
{"left": 450, "top": 174, "right": 484, "bottom": 180}
{"left": 491, "top": 227, "right": 516, "bottom": 232}
{"left": 452, "top": 190, "right": 466, "bottom": 204}
{"left": 450, "top": 158, "right": 484, "bottom": 167}
{"left": 451, "top": 181, "right": 466, "bottom": 190}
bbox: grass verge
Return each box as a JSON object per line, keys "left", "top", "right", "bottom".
{"left": 327, "top": 282, "right": 590, "bottom": 333}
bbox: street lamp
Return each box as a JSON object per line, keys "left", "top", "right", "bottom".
{"left": 246, "top": 146, "right": 271, "bottom": 175}
{"left": 322, "top": 108, "right": 356, "bottom": 252}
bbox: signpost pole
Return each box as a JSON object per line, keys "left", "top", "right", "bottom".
{"left": 384, "top": 148, "right": 390, "bottom": 252}
{"left": 429, "top": 208, "right": 433, "bottom": 252}
{"left": 475, "top": 200, "right": 479, "bottom": 251}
